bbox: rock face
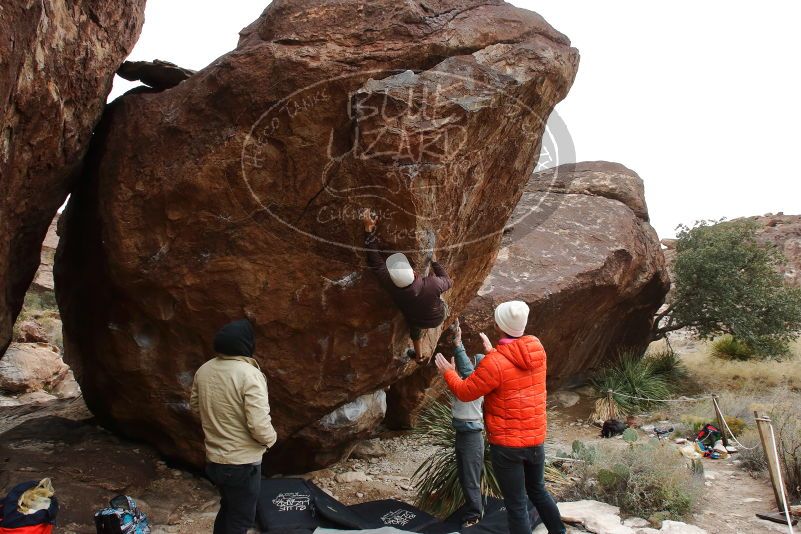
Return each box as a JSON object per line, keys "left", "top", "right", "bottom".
{"left": 0, "top": 343, "right": 69, "bottom": 394}
{"left": 0, "top": 0, "right": 146, "bottom": 356}
{"left": 753, "top": 214, "right": 801, "bottom": 287}
{"left": 117, "top": 60, "right": 196, "bottom": 91}
{"left": 56, "top": 0, "right": 579, "bottom": 469}
{"left": 461, "top": 162, "right": 669, "bottom": 383}
{"left": 269, "top": 390, "right": 387, "bottom": 474}
{"left": 31, "top": 217, "right": 59, "bottom": 293}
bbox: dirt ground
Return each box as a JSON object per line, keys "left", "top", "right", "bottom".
{"left": 0, "top": 334, "right": 793, "bottom": 534}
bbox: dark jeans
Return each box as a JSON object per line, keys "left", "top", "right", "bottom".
{"left": 206, "top": 461, "right": 261, "bottom": 534}
{"left": 490, "top": 444, "right": 565, "bottom": 534}
{"left": 455, "top": 429, "right": 484, "bottom": 522}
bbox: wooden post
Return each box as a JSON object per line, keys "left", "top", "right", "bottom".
{"left": 712, "top": 395, "right": 729, "bottom": 447}
{"left": 607, "top": 389, "right": 616, "bottom": 420}
{"left": 755, "top": 411, "right": 787, "bottom": 513}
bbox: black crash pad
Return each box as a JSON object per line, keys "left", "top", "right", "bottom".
{"left": 423, "top": 496, "right": 542, "bottom": 534}
{"left": 348, "top": 499, "right": 440, "bottom": 532}
{"left": 257, "top": 478, "right": 371, "bottom": 532}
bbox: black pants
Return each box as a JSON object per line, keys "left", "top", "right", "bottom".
{"left": 455, "top": 430, "right": 484, "bottom": 522}
{"left": 206, "top": 462, "right": 261, "bottom": 534}
{"left": 489, "top": 444, "right": 565, "bottom": 534}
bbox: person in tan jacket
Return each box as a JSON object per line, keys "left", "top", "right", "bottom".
{"left": 190, "top": 319, "right": 277, "bottom": 534}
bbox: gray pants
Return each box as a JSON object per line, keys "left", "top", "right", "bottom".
{"left": 455, "top": 429, "right": 484, "bottom": 522}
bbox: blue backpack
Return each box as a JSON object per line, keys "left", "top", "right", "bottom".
{"left": 94, "top": 496, "right": 150, "bottom": 534}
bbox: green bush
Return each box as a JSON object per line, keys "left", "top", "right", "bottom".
{"left": 412, "top": 401, "right": 568, "bottom": 516}
{"left": 711, "top": 335, "right": 754, "bottom": 361}
{"left": 644, "top": 348, "right": 688, "bottom": 383}
{"left": 591, "top": 350, "right": 677, "bottom": 415}
{"left": 566, "top": 440, "right": 703, "bottom": 520}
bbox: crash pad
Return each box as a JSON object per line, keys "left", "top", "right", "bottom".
{"left": 348, "top": 500, "right": 439, "bottom": 532}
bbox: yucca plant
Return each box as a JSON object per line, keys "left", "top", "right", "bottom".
{"left": 710, "top": 335, "right": 754, "bottom": 361}
{"left": 644, "top": 348, "right": 688, "bottom": 383}
{"left": 412, "top": 400, "right": 568, "bottom": 517}
{"left": 591, "top": 349, "right": 672, "bottom": 417}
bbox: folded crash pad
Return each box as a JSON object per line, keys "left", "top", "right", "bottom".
{"left": 348, "top": 500, "right": 439, "bottom": 533}
{"left": 258, "top": 478, "right": 371, "bottom": 532}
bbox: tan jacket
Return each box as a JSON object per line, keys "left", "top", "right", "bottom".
{"left": 190, "top": 355, "right": 277, "bottom": 464}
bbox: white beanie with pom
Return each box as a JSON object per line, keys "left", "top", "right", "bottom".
{"left": 494, "top": 300, "right": 530, "bottom": 338}
{"left": 386, "top": 253, "right": 415, "bottom": 288}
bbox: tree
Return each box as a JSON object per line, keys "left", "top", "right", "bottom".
{"left": 652, "top": 219, "right": 801, "bottom": 358}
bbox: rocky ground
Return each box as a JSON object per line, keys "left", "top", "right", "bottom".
{"left": 0, "top": 317, "right": 790, "bottom": 534}
{"left": 0, "top": 383, "right": 786, "bottom": 534}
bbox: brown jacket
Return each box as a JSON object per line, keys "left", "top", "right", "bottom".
{"left": 190, "top": 355, "right": 277, "bottom": 464}
{"left": 365, "top": 232, "right": 452, "bottom": 328}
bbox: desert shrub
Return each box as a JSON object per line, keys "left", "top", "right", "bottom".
{"left": 736, "top": 429, "right": 767, "bottom": 475}
{"left": 711, "top": 335, "right": 754, "bottom": 361}
{"left": 724, "top": 416, "right": 748, "bottom": 437}
{"left": 770, "top": 408, "right": 801, "bottom": 499}
{"left": 591, "top": 350, "right": 675, "bottom": 416}
{"left": 558, "top": 440, "right": 600, "bottom": 464}
{"left": 565, "top": 440, "right": 703, "bottom": 520}
{"left": 644, "top": 348, "right": 688, "bottom": 383}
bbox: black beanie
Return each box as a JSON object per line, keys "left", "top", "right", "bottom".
{"left": 213, "top": 319, "right": 255, "bottom": 357}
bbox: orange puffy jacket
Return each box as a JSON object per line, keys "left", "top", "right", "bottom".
{"left": 444, "top": 335, "right": 547, "bottom": 447}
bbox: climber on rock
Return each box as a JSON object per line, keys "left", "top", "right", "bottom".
{"left": 362, "top": 208, "right": 452, "bottom": 364}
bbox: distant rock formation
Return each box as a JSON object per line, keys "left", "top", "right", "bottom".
{"left": 661, "top": 212, "right": 801, "bottom": 289}
{"left": 460, "top": 162, "right": 669, "bottom": 383}
{"left": 55, "top": 0, "right": 579, "bottom": 470}
{"left": 31, "top": 217, "right": 59, "bottom": 293}
{"left": 0, "top": 0, "right": 146, "bottom": 355}
{"left": 743, "top": 213, "right": 801, "bottom": 286}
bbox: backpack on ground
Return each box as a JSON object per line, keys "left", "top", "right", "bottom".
{"left": 0, "top": 480, "right": 59, "bottom": 534}
{"left": 601, "top": 419, "right": 627, "bottom": 438}
{"left": 94, "top": 495, "right": 150, "bottom": 534}
{"left": 695, "top": 423, "right": 721, "bottom": 446}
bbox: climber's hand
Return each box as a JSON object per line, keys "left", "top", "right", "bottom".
{"left": 362, "top": 208, "right": 378, "bottom": 233}
{"left": 453, "top": 324, "right": 462, "bottom": 346}
{"left": 479, "top": 332, "right": 493, "bottom": 353}
{"left": 435, "top": 353, "right": 455, "bottom": 375}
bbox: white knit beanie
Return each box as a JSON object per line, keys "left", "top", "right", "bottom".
{"left": 386, "top": 253, "right": 415, "bottom": 288}
{"left": 494, "top": 300, "right": 530, "bottom": 338}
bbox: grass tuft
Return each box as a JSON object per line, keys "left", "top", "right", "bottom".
{"left": 711, "top": 335, "right": 754, "bottom": 361}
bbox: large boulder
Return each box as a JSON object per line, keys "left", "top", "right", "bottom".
{"left": 0, "top": 0, "right": 146, "bottom": 355}
{"left": 55, "top": 0, "right": 579, "bottom": 469}
{"left": 460, "top": 162, "right": 670, "bottom": 383}
{"left": 0, "top": 342, "right": 69, "bottom": 394}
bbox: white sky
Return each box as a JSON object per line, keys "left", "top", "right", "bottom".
{"left": 110, "top": 1, "right": 801, "bottom": 239}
